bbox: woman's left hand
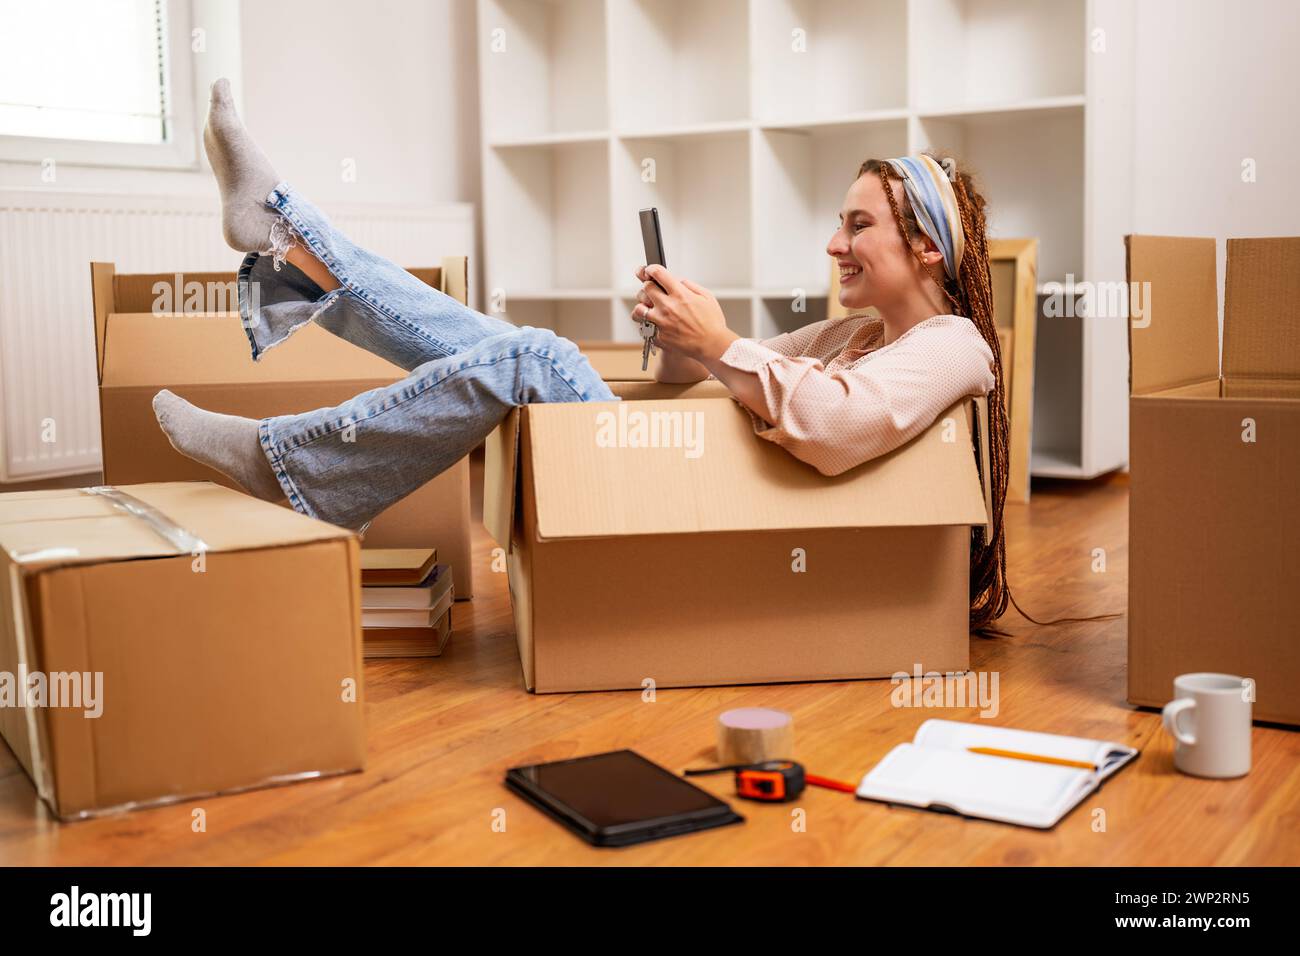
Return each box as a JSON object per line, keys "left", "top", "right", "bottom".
{"left": 633, "top": 265, "right": 737, "bottom": 363}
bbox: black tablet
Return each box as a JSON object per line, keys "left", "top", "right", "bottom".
{"left": 505, "top": 749, "right": 744, "bottom": 847}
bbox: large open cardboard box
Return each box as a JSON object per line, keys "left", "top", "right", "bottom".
{"left": 484, "top": 376, "right": 992, "bottom": 693}
{"left": 0, "top": 481, "right": 366, "bottom": 820}
{"left": 1126, "top": 235, "right": 1300, "bottom": 725}
{"left": 90, "top": 261, "right": 474, "bottom": 598}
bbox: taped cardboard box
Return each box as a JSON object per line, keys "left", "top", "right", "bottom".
{"left": 90, "top": 261, "right": 475, "bottom": 598}
{"left": 484, "top": 378, "right": 991, "bottom": 693}
{"left": 0, "top": 481, "right": 365, "bottom": 820}
{"left": 1126, "top": 236, "right": 1300, "bottom": 725}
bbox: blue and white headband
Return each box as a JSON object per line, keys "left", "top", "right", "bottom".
{"left": 884, "top": 155, "right": 966, "bottom": 281}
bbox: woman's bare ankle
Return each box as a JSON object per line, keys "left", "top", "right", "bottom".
{"left": 286, "top": 245, "right": 341, "bottom": 292}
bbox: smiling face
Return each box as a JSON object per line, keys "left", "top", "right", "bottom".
{"left": 826, "top": 169, "right": 943, "bottom": 314}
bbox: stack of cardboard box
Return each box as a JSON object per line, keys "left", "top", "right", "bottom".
{"left": 0, "top": 257, "right": 485, "bottom": 819}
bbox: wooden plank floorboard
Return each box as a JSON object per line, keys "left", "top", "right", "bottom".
{"left": 1, "top": 459, "right": 1296, "bottom": 865}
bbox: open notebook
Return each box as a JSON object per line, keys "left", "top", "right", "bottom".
{"left": 856, "top": 719, "right": 1139, "bottom": 829}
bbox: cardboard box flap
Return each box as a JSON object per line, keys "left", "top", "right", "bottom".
{"left": 90, "top": 262, "right": 115, "bottom": 383}
{"left": 607, "top": 378, "right": 734, "bottom": 401}
{"left": 526, "top": 398, "right": 988, "bottom": 539}
{"left": 1125, "top": 235, "right": 1220, "bottom": 395}
{"left": 101, "top": 314, "right": 404, "bottom": 388}
{"left": 483, "top": 407, "right": 522, "bottom": 550}
{"left": 438, "top": 255, "right": 468, "bottom": 304}
{"left": 1223, "top": 237, "right": 1300, "bottom": 382}
{"left": 0, "top": 482, "right": 350, "bottom": 570}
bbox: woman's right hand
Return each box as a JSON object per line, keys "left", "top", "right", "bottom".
{"left": 629, "top": 267, "right": 715, "bottom": 383}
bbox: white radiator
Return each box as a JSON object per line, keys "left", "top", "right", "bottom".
{"left": 0, "top": 189, "right": 474, "bottom": 481}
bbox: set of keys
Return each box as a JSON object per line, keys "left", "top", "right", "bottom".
{"left": 637, "top": 315, "right": 658, "bottom": 371}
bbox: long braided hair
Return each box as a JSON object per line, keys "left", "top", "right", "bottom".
{"left": 858, "top": 155, "right": 1010, "bottom": 633}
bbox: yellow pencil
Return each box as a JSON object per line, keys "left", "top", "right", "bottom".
{"left": 968, "top": 747, "right": 1097, "bottom": 771}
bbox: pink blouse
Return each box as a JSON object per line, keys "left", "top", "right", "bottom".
{"left": 713, "top": 313, "right": 996, "bottom": 477}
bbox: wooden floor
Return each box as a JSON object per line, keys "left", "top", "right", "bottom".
{"left": 3, "top": 455, "right": 1297, "bottom": 866}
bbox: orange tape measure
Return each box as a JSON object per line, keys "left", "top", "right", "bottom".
{"left": 684, "top": 761, "right": 856, "bottom": 802}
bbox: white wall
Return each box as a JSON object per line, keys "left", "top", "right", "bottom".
{"left": 0, "top": 0, "right": 481, "bottom": 208}
{"left": 239, "top": 0, "right": 480, "bottom": 207}
{"left": 0, "top": 0, "right": 485, "bottom": 482}
{"left": 1131, "top": 0, "right": 1299, "bottom": 270}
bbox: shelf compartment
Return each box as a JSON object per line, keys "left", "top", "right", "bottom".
{"left": 613, "top": 292, "right": 755, "bottom": 344}
{"left": 914, "top": 109, "right": 1083, "bottom": 285}
{"left": 487, "top": 130, "right": 611, "bottom": 149}
{"left": 910, "top": 0, "right": 1085, "bottom": 114}
{"left": 916, "top": 95, "right": 1086, "bottom": 123}
{"left": 478, "top": 0, "right": 609, "bottom": 141}
{"left": 756, "top": 294, "right": 831, "bottom": 340}
{"left": 612, "top": 130, "right": 752, "bottom": 290}
{"left": 754, "top": 118, "right": 908, "bottom": 293}
{"left": 608, "top": 0, "right": 750, "bottom": 130}
{"left": 717, "top": 295, "right": 755, "bottom": 339}
{"left": 495, "top": 297, "right": 614, "bottom": 341}
{"left": 612, "top": 296, "right": 644, "bottom": 343}
{"left": 613, "top": 119, "right": 754, "bottom": 140}
{"left": 751, "top": 0, "right": 908, "bottom": 125}
{"left": 483, "top": 140, "right": 611, "bottom": 296}
{"left": 760, "top": 109, "right": 909, "bottom": 133}
{"left": 501, "top": 288, "right": 613, "bottom": 299}
{"left": 1029, "top": 298, "right": 1083, "bottom": 478}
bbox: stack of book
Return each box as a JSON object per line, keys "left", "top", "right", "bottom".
{"left": 360, "top": 548, "right": 454, "bottom": 658}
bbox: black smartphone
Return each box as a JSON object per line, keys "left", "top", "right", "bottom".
{"left": 639, "top": 207, "right": 667, "bottom": 289}
{"left": 505, "top": 749, "right": 743, "bottom": 847}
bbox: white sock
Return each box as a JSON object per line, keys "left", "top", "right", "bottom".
{"left": 152, "top": 389, "right": 284, "bottom": 503}
{"left": 203, "top": 77, "right": 286, "bottom": 254}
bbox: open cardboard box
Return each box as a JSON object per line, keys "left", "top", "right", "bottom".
{"left": 1126, "top": 235, "right": 1300, "bottom": 725}
{"left": 575, "top": 341, "right": 657, "bottom": 382}
{"left": 484, "top": 373, "right": 992, "bottom": 693}
{"left": 0, "top": 481, "right": 365, "bottom": 820}
{"left": 90, "top": 261, "right": 475, "bottom": 598}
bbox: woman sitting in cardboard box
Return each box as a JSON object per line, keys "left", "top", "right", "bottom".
{"left": 153, "top": 80, "right": 1010, "bottom": 632}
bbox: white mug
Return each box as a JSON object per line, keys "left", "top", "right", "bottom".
{"left": 1161, "top": 672, "right": 1253, "bottom": 779}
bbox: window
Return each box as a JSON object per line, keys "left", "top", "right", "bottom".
{"left": 0, "top": 0, "right": 198, "bottom": 169}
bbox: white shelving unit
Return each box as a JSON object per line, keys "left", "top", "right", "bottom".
{"left": 476, "top": 0, "right": 1134, "bottom": 479}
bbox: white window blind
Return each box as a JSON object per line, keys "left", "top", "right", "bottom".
{"left": 0, "top": 0, "right": 170, "bottom": 145}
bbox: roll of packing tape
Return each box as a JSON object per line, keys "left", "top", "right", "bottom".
{"left": 716, "top": 708, "right": 794, "bottom": 765}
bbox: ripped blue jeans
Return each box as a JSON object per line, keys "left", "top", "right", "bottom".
{"left": 240, "top": 183, "right": 617, "bottom": 532}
